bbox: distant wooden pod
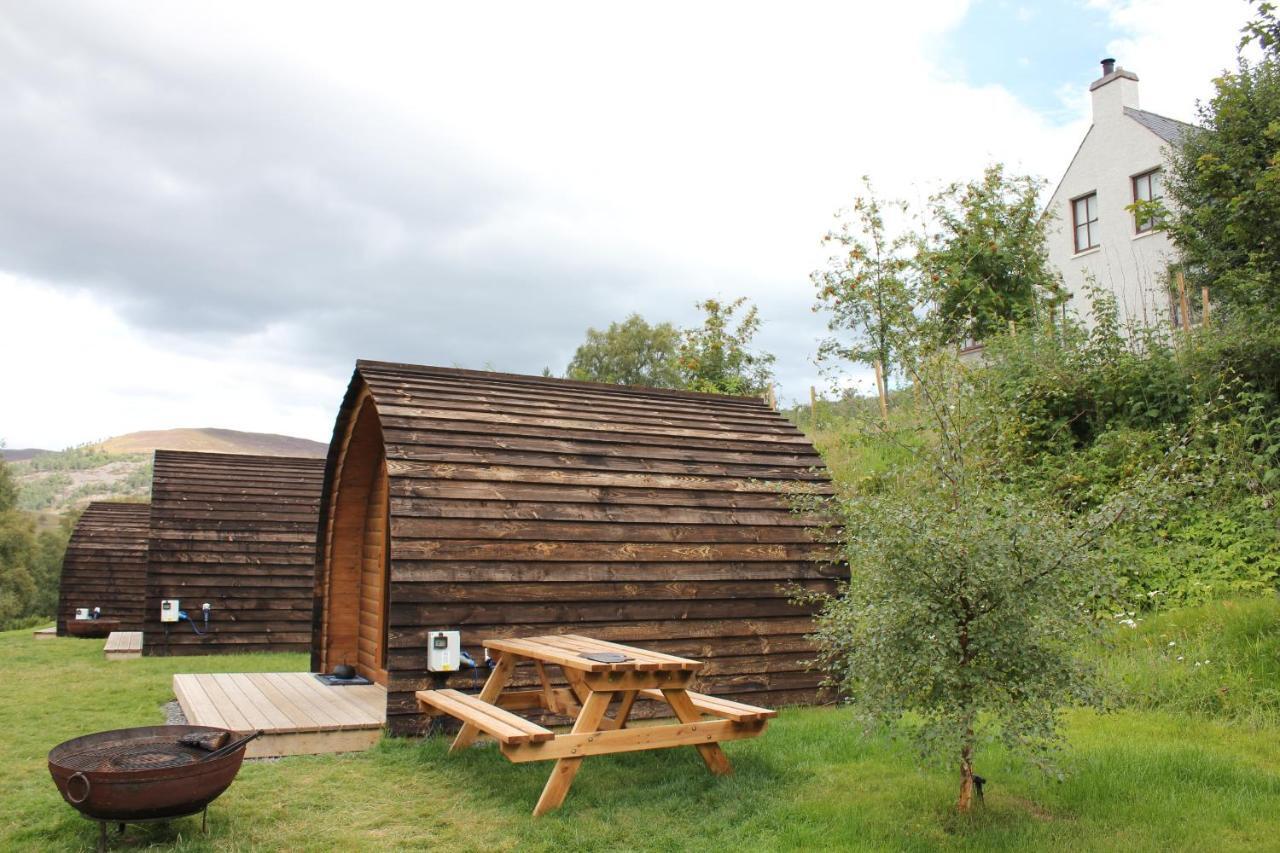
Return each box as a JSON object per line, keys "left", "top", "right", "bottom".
{"left": 143, "top": 450, "right": 324, "bottom": 655}
{"left": 56, "top": 502, "right": 150, "bottom": 637}
{"left": 310, "top": 361, "right": 840, "bottom": 736}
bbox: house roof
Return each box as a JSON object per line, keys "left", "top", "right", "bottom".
{"left": 1124, "top": 107, "right": 1196, "bottom": 145}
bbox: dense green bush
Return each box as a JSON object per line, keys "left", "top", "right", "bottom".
{"left": 961, "top": 293, "right": 1279, "bottom": 611}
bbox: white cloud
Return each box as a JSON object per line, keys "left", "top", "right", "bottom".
{"left": 0, "top": 274, "right": 342, "bottom": 448}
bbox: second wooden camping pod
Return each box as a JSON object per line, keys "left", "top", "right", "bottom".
{"left": 143, "top": 449, "right": 325, "bottom": 655}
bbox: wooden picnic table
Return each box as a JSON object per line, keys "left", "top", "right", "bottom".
{"left": 416, "top": 634, "right": 776, "bottom": 815}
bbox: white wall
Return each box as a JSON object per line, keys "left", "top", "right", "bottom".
{"left": 1045, "top": 70, "right": 1180, "bottom": 330}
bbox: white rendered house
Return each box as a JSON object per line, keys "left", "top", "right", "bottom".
{"left": 1045, "top": 60, "right": 1194, "bottom": 330}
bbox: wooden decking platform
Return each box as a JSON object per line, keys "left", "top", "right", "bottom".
{"left": 33, "top": 625, "right": 55, "bottom": 640}
{"left": 104, "top": 631, "right": 143, "bottom": 659}
{"left": 173, "top": 672, "right": 385, "bottom": 758}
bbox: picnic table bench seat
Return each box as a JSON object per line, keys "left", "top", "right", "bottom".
{"left": 635, "top": 688, "right": 777, "bottom": 723}
{"left": 417, "top": 688, "right": 554, "bottom": 745}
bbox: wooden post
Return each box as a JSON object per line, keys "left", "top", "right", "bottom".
{"left": 1176, "top": 270, "right": 1192, "bottom": 331}
{"left": 765, "top": 384, "right": 777, "bottom": 410}
{"left": 809, "top": 385, "right": 818, "bottom": 427}
{"left": 873, "top": 360, "right": 889, "bottom": 426}
{"left": 1201, "top": 286, "right": 1211, "bottom": 327}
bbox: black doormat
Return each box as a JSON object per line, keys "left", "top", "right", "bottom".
{"left": 313, "top": 672, "right": 374, "bottom": 686}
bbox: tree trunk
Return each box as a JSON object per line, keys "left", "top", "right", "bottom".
{"left": 957, "top": 741, "right": 975, "bottom": 813}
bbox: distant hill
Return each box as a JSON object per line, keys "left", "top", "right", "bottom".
{"left": 98, "top": 428, "right": 327, "bottom": 458}
{"left": 0, "top": 448, "right": 51, "bottom": 462}
{"left": 10, "top": 428, "right": 328, "bottom": 517}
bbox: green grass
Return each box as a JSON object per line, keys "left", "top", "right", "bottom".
{"left": 1098, "top": 595, "right": 1280, "bottom": 726}
{"left": 4, "top": 621, "right": 1280, "bottom": 851}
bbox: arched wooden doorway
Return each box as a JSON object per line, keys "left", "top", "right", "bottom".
{"left": 321, "top": 388, "right": 391, "bottom": 685}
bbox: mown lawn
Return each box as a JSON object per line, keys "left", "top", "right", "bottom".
{"left": 4, "top": 616, "right": 1280, "bottom": 852}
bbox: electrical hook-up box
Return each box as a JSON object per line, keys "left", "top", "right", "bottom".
{"left": 427, "top": 630, "right": 461, "bottom": 672}
{"left": 160, "top": 599, "right": 181, "bottom": 623}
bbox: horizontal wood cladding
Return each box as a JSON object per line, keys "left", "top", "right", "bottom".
{"left": 312, "top": 361, "right": 841, "bottom": 733}
{"left": 145, "top": 449, "right": 324, "bottom": 656}
{"left": 56, "top": 502, "right": 150, "bottom": 636}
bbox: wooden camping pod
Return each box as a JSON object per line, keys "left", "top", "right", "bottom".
{"left": 56, "top": 502, "right": 151, "bottom": 636}
{"left": 143, "top": 449, "right": 325, "bottom": 655}
{"left": 310, "top": 361, "right": 841, "bottom": 736}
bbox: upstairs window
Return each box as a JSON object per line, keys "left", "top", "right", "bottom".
{"left": 1072, "top": 192, "right": 1099, "bottom": 253}
{"left": 1132, "top": 168, "right": 1163, "bottom": 234}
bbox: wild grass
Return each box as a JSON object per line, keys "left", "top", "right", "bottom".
{"left": 1097, "top": 595, "right": 1280, "bottom": 726}
{"left": 4, "top": 623, "right": 1280, "bottom": 851}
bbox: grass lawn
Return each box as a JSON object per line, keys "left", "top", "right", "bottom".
{"left": 4, "top": 620, "right": 1280, "bottom": 852}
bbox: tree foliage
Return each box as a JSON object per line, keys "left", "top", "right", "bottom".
{"left": 0, "top": 450, "right": 72, "bottom": 630}
{"left": 811, "top": 165, "right": 1063, "bottom": 383}
{"left": 1242, "top": 1, "right": 1280, "bottom": 56}
{"left": 918, "top": 165, "right": 1064, "bottom": 347}
{"left": 1166, "top": 55, "right": 1280, "bottom": 321}
{"left": 678, "top": 297, "right": 776, "bottom": 396}
{"left": 812, "top": 179, "right": 918, "bottom": 383}
{"left": 566, "top": 314, "right": 684, "bottom": 389}
{"left": 566, "top": 299, "right": 777, "bottom": 397}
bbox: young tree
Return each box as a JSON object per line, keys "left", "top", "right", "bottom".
{"left": 678, "top": 297, "right": 776, "bottom": 396}
{"left": 566, "top": 314, "right": 684, "bottom": 389}
{"left": 918, "top": 165, "right": 1064, "bottom": 347}
{"left": 812, "top": 179, "right": 919, "bottom": 383}
{"left": 802, "top": 357, "right": 1117, "bottom": 813}
{"left": 1165, "top": 55, "right": 1280, "bottom": 321}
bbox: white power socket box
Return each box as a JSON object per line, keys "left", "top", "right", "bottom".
{"left": 160, "top": 599, "right": 180, "bottom": 623}
{"left": 427, "top": 630, "right": 460, "bottom": 672}
{"left": 75, "top": 607, "right": 91, "bottom": 620}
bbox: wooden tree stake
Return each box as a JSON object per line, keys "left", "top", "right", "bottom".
{"left": 1176, "top": 270, "right": 1192, "bottom": 331}
{"left": 810, "top": 385, "right": 818, "bottom": 426}
{"left": 1201, "top": 286, "right": 1211, "bottom": 327}
{"left": 873, "top": 360, "right": 889, "bottom": 426}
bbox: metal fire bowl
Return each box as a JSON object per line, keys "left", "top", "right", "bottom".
{"left": 48, "top": 726, "right": 248, "bottom": 822}
{"left": 66, "top": 619, "right": 121, "bottom": 639}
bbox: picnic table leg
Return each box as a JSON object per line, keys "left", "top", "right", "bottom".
{"left": 661, "top": 688, "right": 733, "bottom": 776}
{"left": 532, "top": 690, "right": 611, "bottom": 816}
{"left": 599, "top": 690, "right": 638, "bottom": 731}
{"left": 450, "top": 652, "right": 515, "bottom": 753}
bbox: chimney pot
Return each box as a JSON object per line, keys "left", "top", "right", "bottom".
{"left": 1101, "top": 57, "right": 1116, "bottom": 76}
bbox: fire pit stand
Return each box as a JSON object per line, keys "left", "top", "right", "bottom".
{"left": 87, "top": 809, "right": 208, "bottom": 853}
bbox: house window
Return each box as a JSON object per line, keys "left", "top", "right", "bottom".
{"left": 1132, "top": 168, "right": 1163, "bottom": 234}
{"left": 1072, "top": 192, "right": 1099, "bottom": 253}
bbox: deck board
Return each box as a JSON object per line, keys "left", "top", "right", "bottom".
{"left": 174, "top": 672, "right": 385, "bottom": 757}
{"left": 104, "top": 631, "right": 143, "bottom": 658}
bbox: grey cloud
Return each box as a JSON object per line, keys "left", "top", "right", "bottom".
{"left": 0, "top": 2, "right": 825, "bottom": 395}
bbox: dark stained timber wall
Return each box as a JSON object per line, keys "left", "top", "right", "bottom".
{"left": 144, "top": 450, "right": 325, "bottom": 655}
{"left": 312, "top": 361, "right": 840, "bottom": 736}
{"left": 56, "top": 502, "right": 151, "bottom": 636}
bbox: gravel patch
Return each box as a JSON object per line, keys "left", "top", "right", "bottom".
{"left": 163, "top": 699, "right": 187, "bottom": 725}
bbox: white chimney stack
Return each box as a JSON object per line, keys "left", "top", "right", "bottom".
{"left": 1090, "top": 57, "right": 1139, "bottom": 122}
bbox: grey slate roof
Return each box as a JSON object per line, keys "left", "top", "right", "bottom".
{"left": 1124, "top": 107, "right": 1196, "bottom": 145}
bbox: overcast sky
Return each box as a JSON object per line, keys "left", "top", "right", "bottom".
{"left": 0, "top": 0, "right": 1255, "bottom": 449}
